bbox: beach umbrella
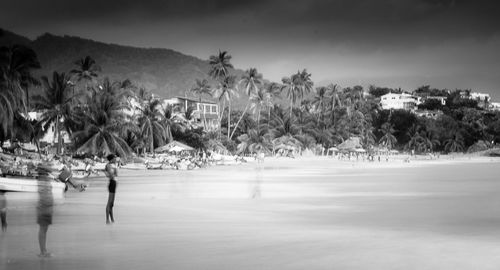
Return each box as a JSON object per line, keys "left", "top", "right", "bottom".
{"left": 328, "top": 147, "right": 338, "bottom": 151}
{"left": 355, "top": 148, "right": 366, "bottom": 153}
{"left": 337, "top": 137, "right": 363, "bottom": 151}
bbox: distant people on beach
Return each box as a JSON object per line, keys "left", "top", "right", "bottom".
{"left": 36, "top": 161, "right": 55, "bottom": 258}
{"left": 59, "top": 158, "right": 86, "bottom": 192}
{"left": 104, "top": 154, "right": 118, "bottom": 224}
{"left": 256, "top": 152, "right": 265, "bottom": 163}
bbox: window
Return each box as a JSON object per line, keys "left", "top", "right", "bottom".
{"left": 205, "top": 105, "right": 210, "bottom": 113}
{"left": 212, "top": 106, "right": 217, "bottom": 113}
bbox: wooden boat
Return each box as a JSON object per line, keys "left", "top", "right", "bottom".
{"left": 0, "top": 176, "right": 66, "bottom": 198}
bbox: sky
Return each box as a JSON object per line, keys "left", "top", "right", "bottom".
{"left": 2, "top": 0, "right": 500, "bottom": 100}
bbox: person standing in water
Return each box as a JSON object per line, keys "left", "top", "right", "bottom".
{"left": 0, "top": 190, "right": 7, "bottom": 232}
{"left": 36, "top": 161, "right": 55, "bottom": 258}
{"left": 104, "top": 154, "right": 118, "bottom": 224}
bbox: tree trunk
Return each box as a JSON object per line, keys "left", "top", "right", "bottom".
{"left": 257, "top": 109, "right": 261, "bottom": 132}
{"left": 56, "top": 115, "right": 62, "bottom": 155}
{"left": 290, "top": 98, "right": 293, "bottom": 120}
{"left": 150, "top": 127, "right": 155, "bottom": 157}
{"left": 218, "top": 99, "right": 226, "bottom": 140}
{"left": 25, "top": 87, "right": 29, "bottom": 110}
{"left": 227, "top": 99, "right": 231, "bottom": 140}
{"left": 267, "top": 107, "right": 271, "bottom": 129}
{"left": 230, "top": 102, "right": 250, "bottom": 140}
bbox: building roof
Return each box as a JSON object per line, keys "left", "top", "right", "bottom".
{"left": 171, "top": 96, "right": 217, "bottom": 104}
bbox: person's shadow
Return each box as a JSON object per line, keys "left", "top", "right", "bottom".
{"left": 36, "top": 162, "right": 55, "bottom": 258}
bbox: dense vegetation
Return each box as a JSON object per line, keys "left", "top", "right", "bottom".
{"left": 1, "top": 39, "right": 500, "bottom": 158}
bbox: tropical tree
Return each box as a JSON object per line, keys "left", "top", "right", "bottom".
{"left": 208, "top": 50, "right": 233, "bottom": 81}
{"left": 137, "top": 97, "right": 167, "bottom": 155}
{"left": 263, "top": 82, "right": 282, "bottom": 128}
{"left": 190, "top": 78, "right": 212, "bottom": 128}
{"left": 249, "top": 88, "right": 271, "bottom": 130}
{"left": 236, "top": 128, "right": 272, "bottom": 155}
{"left": 378, "top": 122, "right": 397, "bottom": 149}
{"left": 327, "top": 83, "right": 342, "bottom": 117}
{"left": 281, "top": 75, "right": 298, "bottom": 119}
{"left": 213, "top": 75, "right": 238, "bottom": 139}
{"left": 0, "top": 75, "right": 23, "bottom": 135}
{"left": 70, "top": 56, "right": 100, "bottom": 95}
{"left": 231, "top": 68, "right": 263, "bottom": 138}
{"left": 282, "top": 69, "right": 313, "bottom": 119}
{"left": 405, "top": 125, "right": 425, "bottom": 153}
{"left": 161, "top": 104, "right": 184, "bottom": 142}
{"left": 190, "top": 78, "right": 212, "bottom": 102}
{"left": 32, "top": 72, "right": 80, "bottom": 155}
{"left": 421, "top": 130, "right": 441, "bottom": 152}
{"left": 71, "top": 56, "right": 100, "bottom": 82}
{"left": 444, "top": 133, "right": 465, "bottom": 153}
{"left": 312, "top": 86, "right": 329, "bottom": 123}
{"left": 0, "top": 45, "right": 40, "bottom": 109}
{"left": 72, "top": 81, "right": 132, "bottom": 158}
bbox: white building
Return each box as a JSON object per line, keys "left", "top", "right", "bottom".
{"left": 425, "top": 96, "right": 447, "bottom": 105}
{"left": 470, "top": 92, "right": 490, "bottom": 102}
{"left": 489, "top": 102, "right": 500, "bottom": 111}
{"left": 380, "top": 93, "right": 421, "bottom": 110}
{"left": 27, "top": 112, "right": 71, "bottom": 146}
{"left": 163, "top": 97, "right": 219, "bottom": 130}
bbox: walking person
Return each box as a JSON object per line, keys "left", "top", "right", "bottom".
{"left": 36, "top": 161, "right": 55, "bottom": 258}
{"left": 105, "top": 154, "right": 118, "bottom": 224}
{"left": 0, "top": 190, "right": 7, "bottom": 232}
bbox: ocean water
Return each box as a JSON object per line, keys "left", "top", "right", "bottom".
{"left": 1, "top": 158, "right": 500, "bottom": 269}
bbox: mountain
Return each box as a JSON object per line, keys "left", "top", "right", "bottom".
{"left": 0, "top": 28, "right": 245, "bottom": 103}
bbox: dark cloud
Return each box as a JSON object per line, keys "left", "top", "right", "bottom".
{"left": 3, "top": 0, "right": 500, "bottom": 34}
{"left": 1, "top": 0, "right": 499, "bottom": 99}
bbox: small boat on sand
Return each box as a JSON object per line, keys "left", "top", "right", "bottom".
{"left": 0, "top": 176, "right": 66, "bottom": 198}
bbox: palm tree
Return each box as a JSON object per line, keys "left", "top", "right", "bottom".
{"left": 282, "top": 69, "right": 313, "bottom": 120}
{"left": 312, "top": 86, "right": 328, "bottom": 123}
{"left": 405, "top": 125, "right": 424, "bottom": 153}
{"left": 327, "top": 83, "right": 342, "bottom": 121}
{"left": 208, "top": 50, "right": 233, "bottom": 81}
{"left": 236, "top": 128, "right": 272, "bottom": 155}
{"left": 444, "top": 133, "right": 465, "bottom": 153}
{"left": 161, "top": 104, "right": 185, "bottom": 143}
{"left": 281, "top": 75, "right": 298, "bottom": 119}
{"left": 0, "top": 75, "right": 22, "bottom": 135}
{"left": 240, "top": 68, "right": 263, "bottom": 96}
{"left": 421, "top": 130, "right": 441, "bottom": 153}
{"left": 70, "top": 56, "right": 100, "bottom": 96}
{"left": 378, "top": 122, "right": 397, "bottom": 149}
{"left": 137, "top": 98, "right": 167, "bottom": 155}
{"left": 230, "top": 68, "right": 264, "bottom": 139}
{"left": 213, "top": 75, "right": 238, "bottom": 139}
{"left": 249, "top": 88, "right": 271, "bottom": 131}
{"left": 263, "top": 82, "right": 282, "bottom": 129}
{"left": 298, "top": 69, "right": 314, "bottom": 97}
{"left": 0, "top": 45, "right": 41, "bottom": 109}
{"left": 190, "top": 78, "right": 212, "bottom": 128}
{"left": 72, "top": 83, "right": 132, "bottom": 158}
{"left": 31, "top": 72, "right": 80, "bottom": 155}
{"left": 190, "top": 78, "right": 212, "bottom": 102}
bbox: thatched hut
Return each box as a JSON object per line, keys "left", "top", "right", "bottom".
{"left": 337, "top": 137, "right": 363, "bottom": 152}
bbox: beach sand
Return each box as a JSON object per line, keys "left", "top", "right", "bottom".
{"left": 1, "top": 156, "right": 500, "bottom": 269}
